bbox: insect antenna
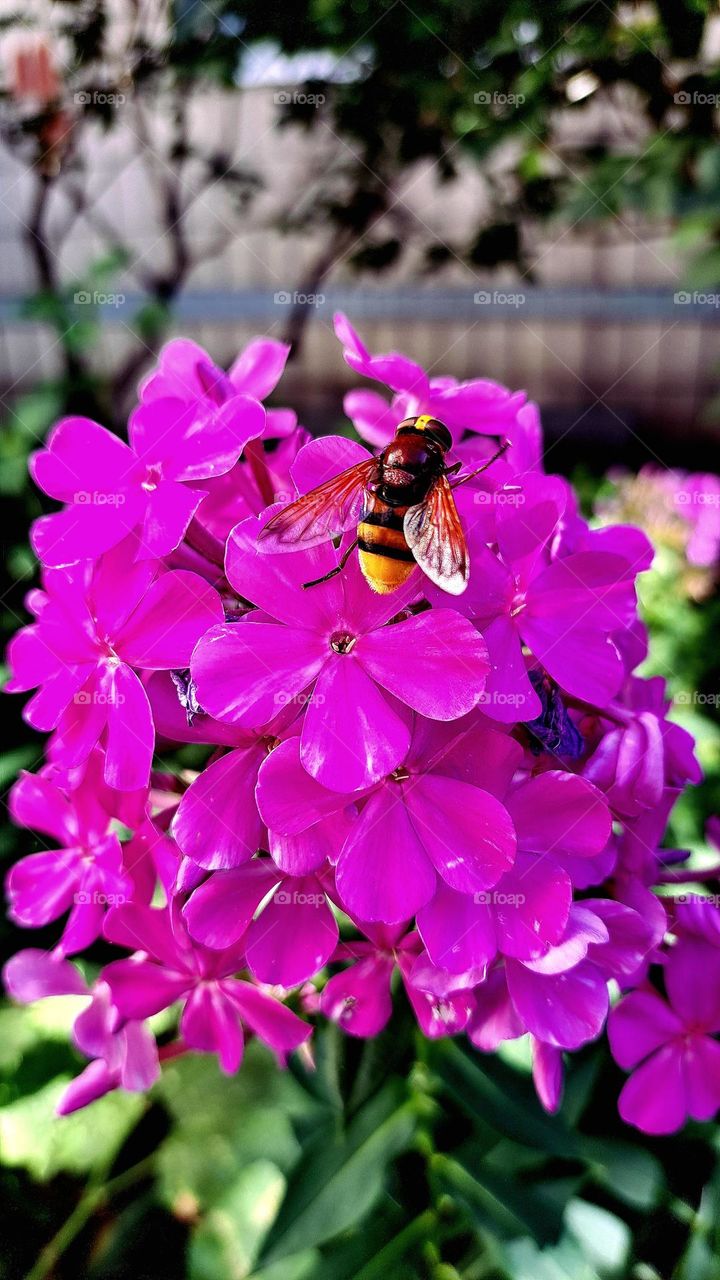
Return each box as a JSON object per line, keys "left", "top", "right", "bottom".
{"left": 450, "top": 438, "right": 511, "bottom": 489}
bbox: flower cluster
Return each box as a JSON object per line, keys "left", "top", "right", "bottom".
{"left": 4, "top": 317, "right": 715, "bottom": 1134}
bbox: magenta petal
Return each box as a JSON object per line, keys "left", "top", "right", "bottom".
{"left": 103, "top": 664, "right": 154, "bottom": 791}
{"left": 528, "top": 552, "right": 637, "bottom": 631}
{"left": 403, "top": 975, "right": 472, "bottom": 1039}
{"left": 173, "top": 395, "right": 265, "bottom": 479}
{"left": 57, "top": 1060, "right": 115, "bottom": 1114}
{"left": 493, "top": 853, "right": 572, "bottom": 960}
{"left": 507, "top": 773, "right": 611, "bottom": 858}
{"left": 532, "top": 1040, "right": 563, "bottom": 1113}
{"left": 665, "top": 938, "right": 720, "bottom": 1031}
{"left": 467, "top": 969, "right": 524, "bottom": 1051}
{"left": 617, "top": 1044, "right": 687, "bottom": 1134}
{"left": 102, "top": 956, "right": 190, "bottom": 1019}
{"left": 336, "top": 787, "right": 436, "bottom": 923}
{"left": 228, "top": 980, "right": 312, "bottom": 1055}
{"left": 49, "top": 671, "right": 108, "bottom": 766}
{"left": 417, "top": 881, "right": 496, "bottom": 974}
{"left": 684, "top": 1035, "right": 720, "bottom": 1122}
{"left": 506, "top": 957, "right": 608, "bottom": 1049}
{"left": 228, "top": 337, "right": 290, "bottom": 399}
{"left": 495, "top": 473, "right": 566, "bottom": 582}
{"left": 301, "top": 659, "right": 410, "bottom": 792}
{"left": 343, "top": 389, "right": 396, "bottom": 447}
{"left": 31, "top": 495, "right": 145, "bottom": 568}
{"left": 139, "top": 480, "right": 203, "bottom": 558}
{"left": 585, "top": 899, "right": 655, "bottom": 981}
{"left": 229, "top": 512, "right": 344, "bottom": 624}
{"left": 104, "top": 902, "right": 183, "bottom": 967}
{"left": 10, "top": 770, "right": 75, "bottom": 844}
{"left": 269, "top": 818, "right": 346, "bottom": 876}
{"left": 256, "top": 738, "right": 348, "bottom": 835}
{"left": 479, "top": 615, "right": 541, "bottom": 723}
{"left": 192, "top": 621, "right": 326, "bottom": 727}
{"left": 247, "top": 879, "right": 338, "bottom": 986}
{"left": 115, "top": 571, "right": 222, "bottom": 670}
{"left": 356, "top": 610, "right": 490, "bottom": 721}
{"left": 6, "top": 624, "right": 68, "bottom": 693}
{"left": 31, "top": 416, "right": 136, "bottom": 498}
{"left": 522, "top": 905, "right": 608, "bottom": 975}
{"left": 405, "top": 774, "right": 516, "bottom": 894}
{"left": 3, "top": 948, "right": 87, "bottom": 1001}
{"left": 608, "top": 990, "right": 683, "bottom": 1071}
{"left": 522, "top": 618, "right": 625, "bottom": 707}
{"left": 58, "top": 898, "right": 106, "bottom": 956}
{"left": 174, "top": 746, "right": 265, "bottom": 869}
{"left": 119, "top": 1022, "right": 161, "bottom": 1091}
{"left": 181, "top": 985, "right": 244, "bottom": 1074}
{"left": 7, "top": 850, "right": 79, "bottom": 927}
{"left": 321, "top": 956, "right": 395, "bottom": 1037}
{"left": 183, "top": 862, "right": 278, "bottom": 949}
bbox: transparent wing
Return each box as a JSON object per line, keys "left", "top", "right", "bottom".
{"left": 258, "top": 457, "right": 378, "bottom": 550}
{"left": 404, "top": 475, "right": 469, "bottom": 595}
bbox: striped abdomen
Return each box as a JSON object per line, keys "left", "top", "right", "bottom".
{"left": 357, "top": 491, "right": 416, "bottom": 594}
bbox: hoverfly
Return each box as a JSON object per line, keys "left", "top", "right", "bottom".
{"left": 258, "top": 414, "right": 509, "bottom": 596}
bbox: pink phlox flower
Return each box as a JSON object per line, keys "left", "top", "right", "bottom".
{"left": 6, "top": 539, "right": 223, "bottom": 790}
{"left": 609, "top": 938, "right": 720, "bottom": 1133}
{"left": 102, "top": 901, "right": 311, "bottom": 1073}
{"left": 7, "top": 759, "right": 131, "bottom": 954}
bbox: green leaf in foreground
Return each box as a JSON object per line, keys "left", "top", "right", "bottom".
{"left": 258, "top": 1080, "right": 420, "bottom": 1264}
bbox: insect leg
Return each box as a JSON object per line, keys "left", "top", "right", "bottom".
{"left": 450, "top": 439, "right": 511, "bottom": 489}
{"left": 302, "top": 538, "right": 359, "bottom": 589}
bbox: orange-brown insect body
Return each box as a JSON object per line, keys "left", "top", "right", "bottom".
{"left": 257, "top": 411, "right": 494, "bottom": 596}
{"left": 357, "top": 415, "right": 450, "bottom": 594}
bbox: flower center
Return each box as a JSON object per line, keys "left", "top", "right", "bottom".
{"left": 330, "top": 631, "right": 356, "bottom": 655}
{"left": 510, "top": 590, "right": 526, "bottom": 617}
{"left": 390, "top": 765, "right": 410, "bottom": 783}
{"left": 142, "top": 464, "right": 163, "bottom": 492}
{"left": 263, "top": 735, "right": 281, "bottom": 755}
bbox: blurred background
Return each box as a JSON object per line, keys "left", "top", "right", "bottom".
{"left": 0, "top": 2, "right": 719, "bottom": 1278}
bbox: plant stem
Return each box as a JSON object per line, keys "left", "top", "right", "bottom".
{"left": 352, "top": 1209, "right": 438, "bottom": 1279}
{"left": 26, "top": 1153, "right": 156, "bottom": 1280}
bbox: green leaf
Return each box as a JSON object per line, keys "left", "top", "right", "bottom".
{"left": 189, "top": 1161, "right": 287, "bottom": 1280}
{"left": 0, "top": 1076, "right": 143, "bottom": 1180}
{"left": 585, "top": 1138, "right": 664, "bottom": 1210}
{"left": 155, "top": 1045, "right": 315, "bottom": 1212}
{"left": 428, "top": 1040, "right": 584, "bottom": 1159}
{"left": 258, "top": 1081, "right": 419, "bottom": 1264}
{"left": 432, "top": 1151, "right": 568, "bottom": 1246}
